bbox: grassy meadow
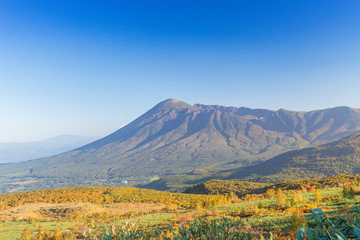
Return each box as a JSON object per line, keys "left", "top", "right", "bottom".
{"left": 0, "top": 177, "right": 359, "bottom": 239}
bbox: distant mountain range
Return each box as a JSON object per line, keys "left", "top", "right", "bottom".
{"left": 0, "top": 135, "right": 99, "bottom": 163}
{"left": 1, "top": 99, "right": 360, "bottom": 192}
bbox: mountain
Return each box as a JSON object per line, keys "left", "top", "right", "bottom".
{"left": 225, "top": 131, "right": 360, "bottom": 183}
{"left": 1, "top": 99, "right": 360, "bottom": 192}
{"left": 143, "top": 132, "right": 360, "bottom": 192}
{"left": 0, "top": 135, "right": 99, "bottom": 163}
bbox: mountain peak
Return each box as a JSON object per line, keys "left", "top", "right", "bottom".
{"left": 152, "top": 98, "right": 194, "bottom": 111}
{"left": 164, "top": 98, "right": 181, "bottom": 103}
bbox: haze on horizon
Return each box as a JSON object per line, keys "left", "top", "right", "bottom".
{"left": 1, "top": 0, "right": 360, "bottom": 142}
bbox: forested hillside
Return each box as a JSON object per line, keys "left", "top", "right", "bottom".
{"left": 185, "top": 175, "right": 360, "bottom": 196}
{"left": 143, "top": 132, "right": 360, "bottom": 191}
{"left": 227, "top": 131, "right": 360, "bottom": 183}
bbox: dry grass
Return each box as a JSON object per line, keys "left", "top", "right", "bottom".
{"left": 103, "top": 202, "right": 166, "bottom": 214}
{"left": 0, "top": 202, "right": 166, "bottom": 221}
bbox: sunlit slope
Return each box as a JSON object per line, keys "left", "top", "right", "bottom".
{"left": 0, "top": 186, "right": 223, "bottom": 210}
{"left": 184, "top": 175, "right": 360, "bottom": 196}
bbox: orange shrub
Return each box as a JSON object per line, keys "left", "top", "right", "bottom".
{"left": 307, "top": 186, "right": 316, "bottom": 192}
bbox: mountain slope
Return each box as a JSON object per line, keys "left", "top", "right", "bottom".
{"left": 1, "top": 99, "right": 360, "bottom": 192}
{"left": 0, "top": 135, "right": 99, "bottom": 163}
{"left": 226, "top": 131, "right": 360, "bottom": 183}
{"left": 184, "top": 175, "right": 360, "bottom": 196}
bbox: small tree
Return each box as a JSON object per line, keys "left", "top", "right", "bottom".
{"left": 276, "top": 192, "right": 288, "bottom": 209}
{"left": 195, "top": 200, "right": 203, "bottom": 211}
{"left": 289, "top": 209, "right": 306, "bottom": 231}
{"left": 253, "top": 205, "right": 259, "bottom": 215}
{"left": 314, "top": 189, "right": 322, "bottom": 203}
{"left": 290, "top": 192, "right": 297, "bottom": 207}
{"left": 290, "top": 191, "right": 304, "bottom": 207}
{"left": 265, "top": 189, "right": 275, "bottom": 198}
{"left": 19, "top": 227, "right": 33, "bottom": 240}
{"left": 53, "top": 229, "right": 63, "bottom": 240}
{"left": 342, "top": 186, "right": 354, "bottom": 198}
{"left": 164, "top": 203, "right": 178, "bottom": 212}
{"left": 227, "top": 191, "right": 240, "bottom": 203}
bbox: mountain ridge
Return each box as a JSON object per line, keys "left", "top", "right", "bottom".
{"left": 1, "top": 99, "right": 360, "bottom": 192}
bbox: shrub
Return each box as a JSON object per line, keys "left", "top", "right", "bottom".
{"left": 289, "top": 209, "right": 306, "bottom": 231}
{"left": 314, "top": 189, "right": 322, "bottom": 203}
{"left": 342, "top": 186, "right": 355, "bottom": 198}
{"left": 297, "top": 207, "right": 360, "bottom": 239}
{"left": 254, "top": 205, "right": 260, "bottom": 215}
{"left": 290, "top": 191, "right": 304, "bottom": 207}
{"left": 265, "top": 189, "right": 275, "bottom": 198}
{"left": 96, "top": 217, "right": 258, "bottom": 239}
{"left": 276, "top": 192, "right": 288, "bottom": 209}
{"left": 258, "top": 201, "right": 265, "bottom": 209}
{"left": 19, "top": 227, "right": 33, "bottom": 240}
{"left": 306, "top": 186, "right": 315, "bottom": 192}
{"left": 163, "top": 203, "right": 178, "bottom": 212}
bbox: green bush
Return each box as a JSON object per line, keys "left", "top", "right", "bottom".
{"left": 97, "top": 217, "right": 258, "bottom": 240}
{"left": 342, "top": 186, "right": 355, "bottom": 199}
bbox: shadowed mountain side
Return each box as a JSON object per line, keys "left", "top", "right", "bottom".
{"left": 141, "top": 132, "right": 360, "bottom": 192}
{"left": 226, "top": 131, "right": 360, "bottom": 183}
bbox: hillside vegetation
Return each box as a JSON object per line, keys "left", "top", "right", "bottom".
{"left": 0, "top": 187, "right": 228, "bottom": 211}
{"left": 185, "top": 174, "right": 360, "bottom": 196}
{"left": 1, "top": 175, "right": 360, "bottom": 239}
{"left": 227, "top": 131, "right": 360, "bottom": 183}
{"left": 143, "top": 132, "right": 360, "bottom": 192}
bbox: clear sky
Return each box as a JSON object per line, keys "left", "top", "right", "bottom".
{"left": 1, "top": 0, "right": 360, "bottom": 142}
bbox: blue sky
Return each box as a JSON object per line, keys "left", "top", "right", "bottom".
{"left": 1, "top": 0, "right": 360, "bottom": 142}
